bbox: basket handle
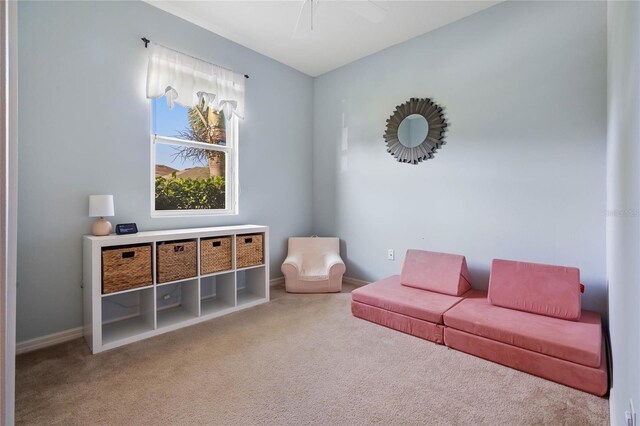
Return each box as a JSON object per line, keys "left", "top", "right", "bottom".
{"left": 212, "top": 241, "right": 221, "bottom": 247}
{"left": 244, "top": 237, "right": 253, "bottom": 243}
{"left": 122, "top": 251, "right": 135, "bottom": 259}
{"left": 174, "top": 245, "right": 185, "bottom": 253}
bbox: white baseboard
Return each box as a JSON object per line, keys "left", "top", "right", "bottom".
{"left": 16, "top": 326, "right": 84, "bottom": 355}
{"left": 270, "top": 276, "right": 285, "bottom": 287}
{"left": 342, "top": 276, "right": 369, "bottom": 287}
{"left": 272, "top": 276, "right": 368, "bottom": 288}
{"left": 17, "top": 276, "right": 367, "bottom": 355}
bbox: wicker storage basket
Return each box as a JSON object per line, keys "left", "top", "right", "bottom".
{"left": 236, "top": 233, "right": 264, "bottom": 268}
{"left": 157, "top": 240, "right": 197, "bottom": 283}
{"left": 200, "top": 236, "right": 232, "bottom": 275}
{"left": 102, "top": 244, "right": 152, "bottom": 294}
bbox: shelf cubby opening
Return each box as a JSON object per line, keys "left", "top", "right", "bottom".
{"left": 102, "top": 287, "right": 154, "bottom": 345}
{"left": 236, "top": 267, "right": 267, "bottom": 307}
{"left": 200, "top": 272, "right": 236, "bottom": 316}
{"left": 156, "top": 279, "right": 199, "bottom": 328}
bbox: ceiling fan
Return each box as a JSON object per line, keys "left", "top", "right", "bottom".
{"left": 293, "top": 0, "right": 387, "bottom": 39}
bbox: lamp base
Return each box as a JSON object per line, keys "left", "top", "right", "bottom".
{"left": 92, "top": 217, "right": 112, "bottom": 236}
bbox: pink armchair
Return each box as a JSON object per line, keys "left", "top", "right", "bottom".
{"left": 281, "top": 237, "right": 346, "bottom": 293}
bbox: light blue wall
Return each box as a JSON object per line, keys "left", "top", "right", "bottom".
{"left": 607, "top": 1, "right": 640, "bottom": 422}
{"left": 17, "top": 0, "right": 609, "bottom": 343}
{"left": 17, "top": 1, "right": 314, "bottom": 341}
{"left": 312, "top": 1, "right": 607, "bottom": 314}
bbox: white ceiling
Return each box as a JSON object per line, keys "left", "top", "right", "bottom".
{"left": 146, "top": 1, "right": 502, "bottom": 77}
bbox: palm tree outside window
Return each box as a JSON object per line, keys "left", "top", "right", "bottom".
{"left": 151, "top": 97, "right": 238, "bottom": 216}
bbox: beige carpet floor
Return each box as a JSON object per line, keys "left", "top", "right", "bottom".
{"left": 16, "top": 283, "right": 609, "bottom": 425}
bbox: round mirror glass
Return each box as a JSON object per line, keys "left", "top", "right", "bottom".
{"left": 397, "top": 114, "right": 429, "bottom": 148}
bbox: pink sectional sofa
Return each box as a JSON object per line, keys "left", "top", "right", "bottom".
{"left": 351, "top": 275, "right": 465, "bottom": 344}
{"left": 351, "top": 250, "right": 471, "bottom": 344}
{"left": 351, "top": 252, "right": 608, "bottom": 396}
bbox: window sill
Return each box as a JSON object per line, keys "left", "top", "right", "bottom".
{"left": 151, "top": 209, "right": 238, "bottom": 218}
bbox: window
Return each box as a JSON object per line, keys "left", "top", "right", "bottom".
{"left": 151, "top": 97, "right": 238, "bottom": 216}
{"left": 145, "top": 42, "right": 244, "bottom": 216}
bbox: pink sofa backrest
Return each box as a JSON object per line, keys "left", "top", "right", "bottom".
{"left": 488, "top": 259, "right": 582, "bottom": 321}
{"left": 400, "top": 249, "right": 471, "bottom": 296}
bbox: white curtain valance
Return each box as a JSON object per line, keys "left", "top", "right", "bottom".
{"left": 146, "top": 43, "right": 245, "bottom": 120}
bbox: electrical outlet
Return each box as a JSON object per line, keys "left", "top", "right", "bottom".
{"left": 626, "top": 399, "right": 636, "bottom": 426}
{"left": 387, "top": 249, "right": 394, "bottom": 261}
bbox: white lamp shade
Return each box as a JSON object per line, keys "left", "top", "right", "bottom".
{"left": 89, "top": 195, "right": 114, "bottom": 217}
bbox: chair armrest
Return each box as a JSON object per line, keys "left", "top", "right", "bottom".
{"left": 281, "top": 255, "right": 302, "bottom": 279}
{"left": 282, "top": 254, "right": 303, "bottom": 271}
{"left": 323, "top": 253, "right": 345, "bottom": 270}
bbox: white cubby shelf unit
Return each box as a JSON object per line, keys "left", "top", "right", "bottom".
{"left": 83, "top": 225, "right": 269, "bottom": 353}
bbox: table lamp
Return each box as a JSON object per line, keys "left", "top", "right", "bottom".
{"left": 89, "top": 195, "right": 114, "bottom": 236}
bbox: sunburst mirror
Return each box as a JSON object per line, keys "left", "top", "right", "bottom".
{"left": 383, "top": 98, "right": 448, "bottom": 164}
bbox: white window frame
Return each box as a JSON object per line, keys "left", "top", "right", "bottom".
{"left": 150, "top": 112, "right": 238, "bottom": 217}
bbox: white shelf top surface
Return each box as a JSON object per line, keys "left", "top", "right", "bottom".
{"left": 84, "top": 224, "right": 267, "bottom": 243}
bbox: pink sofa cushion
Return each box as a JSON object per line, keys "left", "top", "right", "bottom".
{"left": 400, "top": 250, "right": 471, "bottom": 296}
{"left": 352, "top": 301, "right": 445, "bottom": 344}
{"left": 488, "top": 259, "right": 582, "bottom": 320}
{"left": 351, "top": 275, "right": 465, "bottom": 324}
{"left": 444, "top": 328, "right": 608, "bottom": 396}
{"left": 443, "top": 291, "right": 602, "bottom": 368}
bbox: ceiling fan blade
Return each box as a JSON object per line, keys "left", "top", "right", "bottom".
{"left": 292, "top": 0, "right": 312, "bottom": 39}
{"left": 341, "top": 1, "right": 387, "bottom": 24}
